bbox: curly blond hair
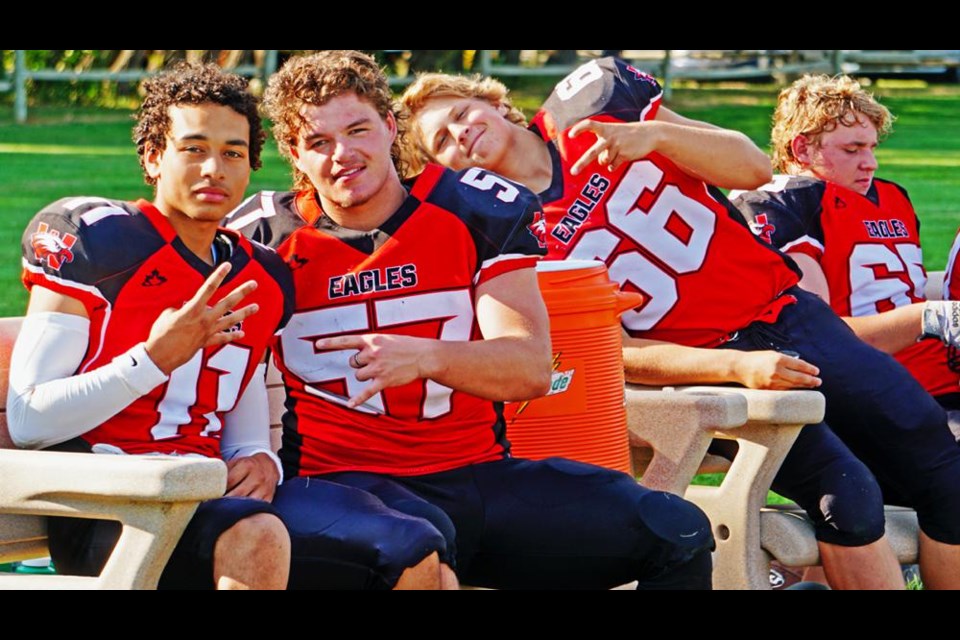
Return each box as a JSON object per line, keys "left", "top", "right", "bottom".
{"left": 772, "top": 74, "right": 894, "bottom": 173}
{"left": 263, "top": 50, "right": 406, "bottom": 191}
{"left": 398, "top": 72, "right": 527, "bottom": 178}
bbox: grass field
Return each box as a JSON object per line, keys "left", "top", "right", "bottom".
{"left": 1, "top": 82, "right": 959, "bottom": 316}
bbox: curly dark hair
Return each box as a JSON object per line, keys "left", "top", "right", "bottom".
{"left": 263, "top": 50, "right": 407, "bottom": 191}
{"left": 134, "top": 62, "right": 265, "bottom": 186}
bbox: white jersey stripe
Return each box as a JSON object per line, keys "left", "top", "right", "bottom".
{"left": 780, "top": 235, "right": 826, "bottom": 256}
{"left": 260, "top": 191, "right": 277, "bottom": 219}
{"left": 22, "top": 260, "right": 112, "bottom": 374}
{"left": 62, "top": 197, "right": 114, "bottom": 211}
{"left": 474, "top": 253, "right": 537, "bottom": 285}
{"left": 80, "top": 206, "right": 131, "bottom": 227}
{"left": 227, "top": 192, "right": 278, "bottom": 232}
{"left": 944, "top": 231, "right": 960, "bottom": 300}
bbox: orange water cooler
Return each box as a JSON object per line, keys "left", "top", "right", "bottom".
{"left": 504, "top": 260, "right": 642, "bottom": 474}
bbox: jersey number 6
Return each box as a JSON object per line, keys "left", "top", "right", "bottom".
{"left": 567, "top": 160, "right": 718, "bottom": 330}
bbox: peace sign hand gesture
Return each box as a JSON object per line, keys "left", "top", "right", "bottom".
{"left": 145, "top": 263, "right": 260, "bottom": 375}
{"left": 568, "top": 119, "right": 661, "bottom": 176}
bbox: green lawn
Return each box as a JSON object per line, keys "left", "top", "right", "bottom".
{"left": 666, "top": 84, "right": 960, "bottom": 269}
{"left": 0, "top": 108, "right": 294, "bottom": 315}
{"left": 2, "top": 82, "right": 959, "bottom": 316}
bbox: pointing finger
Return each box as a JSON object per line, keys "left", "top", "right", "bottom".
{"left": 315, "top": 335, "right": 367, "bottom": 351}
{"left": 568, "top": 119, "right": 601, "bottom": 140}
{"left": 214, "top": 303, "right": 259, "bottom": 332}
{"left": 211, "top": 280, "right": 258, "bottom": 317}
{"left": 349, "top": 380, "right": 386, "bottom": 410}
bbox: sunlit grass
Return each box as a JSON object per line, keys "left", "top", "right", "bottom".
{"left": 3, "top": 83, "right": 959, "bottom": 317}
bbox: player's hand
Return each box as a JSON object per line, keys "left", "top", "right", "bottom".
{"left": 314, "top": 334, "right": 433, "bottom": 410}
{"left": 568, "top": 119, "right": 661, "bottom": 176}
{"left": 922, "top": 301, "right": 960, "bottom": 348}
{"left": 731, "top": 351, "right": 822, "bottom": 390}
{"left": 225, "top": 453, "right": 280, "bottom": 502}
{"left": 145, "top": 263, "right": 259, "bottom": 375}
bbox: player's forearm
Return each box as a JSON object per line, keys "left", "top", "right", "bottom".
{"left": 842, "top": 305, "right": 926, "bottom": 355}
{"left": 623, "top": 337, "right": 740, "bottom": 386}
{"left": 653, "top": 122, "right": 773, "bottom": 190}
{"left": 420, "top": 334, "right": 552, "bottom": 402}
{"left": 7, "top": 314, "right": 168, "bottom": 449}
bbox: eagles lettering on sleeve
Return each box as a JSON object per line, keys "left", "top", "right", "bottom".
{"left": 21, "top": 198, "right": 293, "bottom": 457}
{"left": 230, "top": 166, "right": 544, "bottom": 478}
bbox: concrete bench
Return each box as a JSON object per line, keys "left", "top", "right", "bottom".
{"left": 0, "top": 317, "right": 228, "bottom": 590}
{"left": 6, "top": 259, "right": 941, "bottom": 589}
{"left": 627, "top": 268, "right": 949, "bottom": 589}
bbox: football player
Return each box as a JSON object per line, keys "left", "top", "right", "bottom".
{"left": 7, "top": 63, "right": 293, "bottom": 589}
{"left": 229, "top": 50, "right": 715, "bottom": 590}
{"left": 940, "top": 219, "right": 960, "bottom": 337}
{"left": 947, "top": 236, "right": 960, "bottom": 299}
{"left": 401, "top": 58, "right": 960, "bottom": 589}
{"left": 733, "top": 75, "right": 960, "bottom": 437}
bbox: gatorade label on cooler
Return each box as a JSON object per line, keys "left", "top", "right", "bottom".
{"left": 546, "top": 369, "right": 575, "bottom": 396}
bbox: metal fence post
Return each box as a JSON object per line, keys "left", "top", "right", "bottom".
{"left": 264, "top": 50, "right": 279, "bottom": 83}
{"left": 662, "top": 50, "right": 673, "bottom": 101}
{"left": 480, "top": 50, "right": 492, "bottom": 77}
{"left": 14, "top": 49, "right": 27, "bottom": 124}
{"left": 831, "top": 50, "right": 843, "bottom": 75}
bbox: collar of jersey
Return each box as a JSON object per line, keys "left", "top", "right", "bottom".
{"left": 293, "top": 185, "right": 425, "bottom": 240}
{"left": 527, "top": 116, "right": 565, "bottom": 206}
{"left": 136, "top": 199, "right": 179, "bottom": 242}
{"left": 136, "top": 198, "right": 247, "bottom": 262}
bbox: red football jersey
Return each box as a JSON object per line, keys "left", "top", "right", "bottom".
{"left": 21, "top": 197, "right": 294, "bottom": 456}
{"left": 735, "top": 176, "right": 959, "bottom": 398}
{"left": 229, "top": 165, "right": 546, "bottom": 477}
{"left": 945, "top": 228, "right": 960, "bottom": 302}
{"left": 533, "top": 58, "right": 800, "bottom": 348}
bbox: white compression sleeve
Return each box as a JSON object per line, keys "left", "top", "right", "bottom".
{"left": 7, "top": 312, "right": 169, "bottom": 449}
{"left": 221, "top": 364, "right": 283, "bottom": 483}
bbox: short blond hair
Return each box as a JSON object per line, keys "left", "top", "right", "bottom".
{"left": 399, "top": 72, "right": 527, "bottom": 178}
{"left": 772, "top": 74, "right": 894, "bottom": 173}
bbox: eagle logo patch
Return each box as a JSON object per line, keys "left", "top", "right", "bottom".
{"left": 31, "top": 222, "right": 78, "bottom": 271}
{"left": 527, "top": 210, "right": 548, "bottom": 249}
{"left": 750, "top": 213, "right": 777, "bottom": 245}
